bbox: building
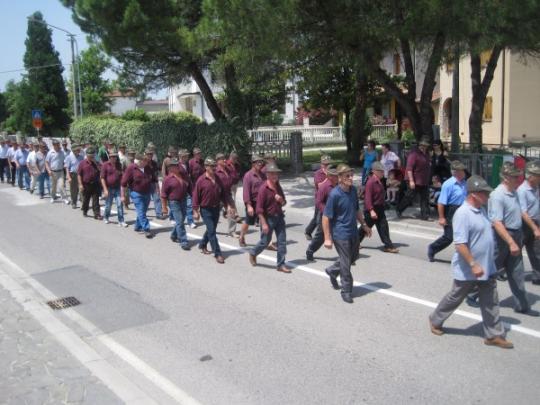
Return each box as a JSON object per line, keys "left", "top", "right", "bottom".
{"left": 438, "top": 50, "right": 540, "bottom": 145}
{"left": 107, "top": 90, "right": 137, "bottom": 116}
{"left": 136, "top": 99, "right": 168, "bottom": 114}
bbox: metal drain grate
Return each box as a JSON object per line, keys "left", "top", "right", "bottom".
{"left": 46, "top": 296, "right": 81, "bottom": 310}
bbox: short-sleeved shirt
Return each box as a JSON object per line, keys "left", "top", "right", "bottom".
{"left": 381, "top": 151, "right": 399, "bottom": 177}
{"left": 438, "top": 176, "right": 467, "bottom": 206}
{"left": 313, "top": 168, "right": 327, "bottom": 192}
{"left": 488, "top": 184, "right": 522, "bottom": 230}
{"left": 323, "top": 185, "right": 359, "bottom": 241}
{"left": 7, "top": 147, "right": 17, "bottom": 161}
{"left": 517, "top": 180, "right": 540, "bottom": 222}
{"left": 192, "top": 174, "right": 231, "bottom": 209}
{"left": 256, "top": 182, "right": 286, "bottom": 216}
{"left": 161, "top": 174, "right": 190, "bottom": 201}
{"left": 364, "top": 175, "right": 385, "bottom": 211}
{"left": 121, "top": 163, "right": 153, "bottom": 194}
{"left": 406, "top": 148, "right": 431, "bottom": 186}
{"left": 45, "top": 149, "right": 65, "bottom": 171}
{"left": 315, "top": 180, "right": 335, "bottom": 213}
{"left": 77, "top": 159, "right": 100, "bottom": 185}
{"left": 146, "top": 160, "right": 160, "bottom": 183}
{"left": 14, "top": 149, "right": 29, "bottom": 166}
{"left": 226, "top": 161, "right": 241, "bottom": 184}
{"left": 189, "top": 158, "right": 205, "bottom": 183}
{"left": 451, "top": 202, "right": 496, "bottom": 281}
{"left": 100, "top": 160, "right": 122, "bottom": 188}
{"left": 64, "top": 152, "right": 84, "bottom": 173}
{"left": 243, "top": 169, "right": 266, "bottom": 205}
{"left": 363, "top": 150, "right": 378, "bottom": 170}
{"left": 0, "top": 145, "right": 9, "bottom": 159}
{"left": 215, "top": 166, "right": 233, "bottom": 194}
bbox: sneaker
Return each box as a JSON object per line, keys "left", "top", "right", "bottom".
{"left": 64, "top": 199, "right": 70, "bottom": 204}
{"left": 104, "top": 218, "right": 110, "bottom": 224}
{"left": 119, "top": 222, "right": 128, "bottom": 228}
{"left": 189, "top": 223, "right": 197, "bottom": 229}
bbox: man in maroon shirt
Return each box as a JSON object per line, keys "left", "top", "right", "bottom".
{"left": 179, "top": 149, "right": 196, "bottom": 228}
{"left": 100, "top": 150, "right": 126, "bottom": 227}
{"left": 161, "top": 159, "right": 191, "bottom": 250}
{"left": 306, "top": 166, "right": 338, "bottom": 261}
{"left": 193, "top": 157, "right": 235, "bottom": 264}
{"left": 359, "top": 162, "right": 399, "bottom": 253}
{"left": 121, "top": 153, "right": 154, "bottom": 238}
{"left": 145, "top": 149, "right": 163, "bottom": 220}
{"left": 77, "top": 147, "right": 102, "bottom": 219}
{"left": 248, "top": 163, "right": 290, "bottom": 273}
{"left": 396, "top": 137, "right": 432, "bottom": 220}
{"left": 189, "top": 147, "right": 205, "bottom": 184}
{"left": 305, "top": 155, "right": 332, "bottom": 240}
{"left": 216, "top": 153, "right": 238, "bottom": 238}
{"left": 239, "top": 155, "right": 266, "bottom": 247}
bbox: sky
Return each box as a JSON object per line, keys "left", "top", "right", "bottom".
{"left": 0, "top": 0, "right": 165, "bottom": 98}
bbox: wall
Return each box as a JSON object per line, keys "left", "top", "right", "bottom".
{"left": 109, "top": 97, "right": 137, "bottom": 116}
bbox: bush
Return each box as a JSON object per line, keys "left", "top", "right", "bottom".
{"left": 69, "top": 112, "right": 251, "bottom": 165}
{"left": 122, "top": 109, "right": 149, "bottom": 121}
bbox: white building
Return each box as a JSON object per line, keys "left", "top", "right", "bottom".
{"left": 107, "top": 90, "right": 137, "bottom": 116}
{"left": 136, "top": 99, "right": 169, "bottom": 114}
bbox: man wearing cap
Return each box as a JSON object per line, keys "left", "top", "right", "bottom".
{"left": 161, "top": 146, "right": 178, "bottom": 178}
{"left": 248, "top": 163, "right": 290, "bottom": 273}
{"left": 101, "top": 150, "right": 127, "bottom": 227}
{"left": 26, "top": 142, "right": 40, "bottom": 194}
{"left": 123, "top": 149, "right": 136, "bottom": 208}
{"left": 45, "top": 139, "right": 69, "bottom": 204}
{"left": 161, "top": 159, "right": 191, "bottom": 250}
{"left": 77, "top": 147, "right": 102, "bottom": 219}
{"left": 65, "top": 145, "right": 84, "bottom": 208}
{"left": 179, "top": 149, "right": 197, "bottom": 229}
{"left": 517, "top": 160, "right": 540, "bottom": 286}
{"left": 429, "top": 175, "right": 513, "bottom": 349}
{"left": 227, "top": 151, "right": 241, "bottom": 200}
{"left": 6, "top": 140, "right": 18, "bottom": 186}
{"left": 146, "top": 142, "right": 158, "bottom": 162}
{"left": 305, "top": 155, "right": 332, "bottom": 240}
{"left": 189, "top": 147, "right": 205, "bottom": 183}
{"left": 358, "top": 161, "right": 399, "bottom": 253}
{"left": 239, "top": 155, "right": 267, "bottom": 247}
{"left": 14, "top": 142, "right": 30, "bottom": 190}
{"left": 145, "top": 149, "right": 164, "bottom": 220}
{"left": 192, "top": 157, "right": 235, "bottom": 264}
{"left": 323, "top": 164, "right": 372, "bottom": 303}
{"left": 397, "top": 137, "right": 431, "bottom": 220}
{"left": 261, "top": 152, "right": 276, "bottom": 175}
{"left": 0, "top": 137, "right": 9, "bottom": 183}
{"left": 216, "top": 153, "right": 238, "bottom": 237}
{"left": 427, "top": 160, "right": 467, "bottom": 262}
{"left": 306, "top": 166, "right": 338, "bottom": 261}
{"left": 487, "top": 163, "right": 530, "bottom": 313}
{"left": 121, "top": 153, "right": 154, "bottom": 238}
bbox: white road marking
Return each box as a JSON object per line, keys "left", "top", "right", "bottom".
{"left": 0, "top": 251, "right": 201, "bottom": 405}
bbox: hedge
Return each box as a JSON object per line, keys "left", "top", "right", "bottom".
{"left": 69, "top": 112, "right": 251, "bottom": 162}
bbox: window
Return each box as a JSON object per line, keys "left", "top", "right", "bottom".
{"left": 483, "top": 97, "right": 493, "bottom": 122}
{"left": 393, "top": 53, "right": 401, "bottom": 75}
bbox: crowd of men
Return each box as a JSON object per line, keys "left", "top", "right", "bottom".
{"left": 1, "top": 135, "right": 539, "bottom": 349}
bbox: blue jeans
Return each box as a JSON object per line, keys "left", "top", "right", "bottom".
{"left": 130, "top": 191, "right": 150, "bottom": 232}
{"left": 169, "top": 200, "right": 188, "bottom": 246}
{"left": 18, "top": 166, "right": 30, "bottom": 189}
{"left": 104, "top": 187, "right": 125, "bottom": 223}
{"left": 251, "top": 215, "right": 287, "bottom": 267}
{"left": 185, "top": 195, "right": 194, "bottom": 225}
{"left": 37, "top": 172, "right": 47, "bottom": 196}
{"left": 150, "top": 184, "right": 162, "bottom": 217}
{"left": 199, "top": 207, "right": 221, "bottom": 256}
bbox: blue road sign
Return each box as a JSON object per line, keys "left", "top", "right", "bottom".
{"left": 32, "top": 110, "right": 43, "bottom": 120}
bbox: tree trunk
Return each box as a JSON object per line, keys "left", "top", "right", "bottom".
{"left": 350, "top": 72, "right": 369, "bottom": 164}
{"left": 451, "top": 49, "right": 460, "bottom": 153}
{"left": 189, "top": 62, "right": 225, "bottom": 121}
{"left": 468, "top": 47, "right": 502, "bottom": 153}
{"left": 344, "top": 106, "right": 352, "bottom": 152}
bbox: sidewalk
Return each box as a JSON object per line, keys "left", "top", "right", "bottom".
{"left": 0, "top": 285, "right": 121, "bottom": 405}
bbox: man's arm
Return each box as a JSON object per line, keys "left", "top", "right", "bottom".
{"left": 492, "top": 220, "right": 520, "bottom": 255}
{"left": 455, "top": 243, "right": 484, "bottom": 278}
{"left": 322, "top": 215, "right": 332, "bottom": 249}
{"left": 522, "top": 212, "right": 540, "bottom": 239}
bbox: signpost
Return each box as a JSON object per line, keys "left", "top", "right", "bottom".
{"left": 32, "top": 109, "right": 43, "bottom": 135}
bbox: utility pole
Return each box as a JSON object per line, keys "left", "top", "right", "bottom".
{"left": 69, "top": 34, "right": 77, "bottom": 119}
{"left": 451, "top": 47, "right": 460, "bottom": 153}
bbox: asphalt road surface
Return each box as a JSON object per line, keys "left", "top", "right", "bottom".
{"left": 1, "top": 181, "right": 539, "bottom": 405}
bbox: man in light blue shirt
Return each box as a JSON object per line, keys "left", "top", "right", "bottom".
{"left": 45, "top": 139, "right": 69, "bottom": 204}
{"left": 14, "top": 143, "right": 30, "bottom": 190}
{"left": 65, "top": 145, "right": 84, "bottom": 208}
{"left": 517, "top": 160, "right": 540, "bottom": 285}
{"left": 428, "top": 160, "right": 467, "bottom": 262}
{"left": 487, "top": 163, "right": 530, "bottom": 313}
{"left": 429, "top": 175, "right": 512, "bottom": 349}
{"left": 0, "top": 137, "right": 9, "bottom": 183}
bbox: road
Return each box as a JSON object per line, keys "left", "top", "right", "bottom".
{"left": 0, "top": 179, "right": 539, "bottom": 404}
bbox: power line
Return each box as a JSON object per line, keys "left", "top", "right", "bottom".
{"left": 0, "top": 63, "right": 66, "bottom": 74}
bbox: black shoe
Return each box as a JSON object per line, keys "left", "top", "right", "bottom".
{"left": 170, "top": 235, "right": 178, "bottom": 243}
{"left": 496, "top": 273, "right": 508, "bottom": 282}
{"left": 532, "top": 279, "right": 540, "bottom": 285}
{"left": 181, "top": 244, "right": 191, "bottom": 251}
{"left": 145, "top": 231, "right": 153, "bottom": 239}
{"left": 306, "top": 251, "right": 314, "bottom": 261}
{"left": 466, "top": 295, "right": 480, "bottom": 308}
{"left": 72, "top": 204, "right": 77, "bottom": 209}
{"left": 395, "top": 208, "right": 402, "bottom": 219}
{"left": 341, "top": 293, "right": 353, "bottom": 304}
{"left": 427, "top": 246, "right": 435, "bottom": 262}
{"left": 83, "top": 212, "right": 88, "bottom": 217}
{"left": 325, "top": 269, "right": 340, "bottom": 290}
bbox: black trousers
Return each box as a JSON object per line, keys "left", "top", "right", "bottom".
{"left": 307, "top": 212, "right": 324, "bottom": 254}
{"left": 9, "top": 162, "right": 16, "bottom": 184}
{"left": 305, "top": 206, "right": 319, "bottom": 236}
{"left": 523, "top": 221, "right": 540, "bottom": 282}
{"left": 0, "top": 158, "right": 8, "bottom": 182}
{"left": 429, "top": 205, "right": 460, "bottom": 255}
{"left": 81, "top": 182, "right": 100, "bottom": 217}
{"left": 397, "top": 185, "right": 429, "bottom": 219}
{"left": 358, "top": 205, "right": 393, "bottom": 248}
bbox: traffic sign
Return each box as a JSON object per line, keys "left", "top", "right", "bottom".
{"left": 32, "top": 109, "right": 43, "bottom": 130}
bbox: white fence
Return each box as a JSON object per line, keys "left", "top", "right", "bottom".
{"left": 369, "top": 124, "right": 398, "bottom": 142}
{"left": 248, "top": 126, "right": 343, "bottom": 145}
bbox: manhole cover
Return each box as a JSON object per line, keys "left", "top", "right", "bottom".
{"left": 46, "top": 296, "right": 81, "bottom": 310}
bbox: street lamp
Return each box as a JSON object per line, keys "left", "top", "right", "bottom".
{"left": 26, "top": 17, "right": 83, "bottom": 119}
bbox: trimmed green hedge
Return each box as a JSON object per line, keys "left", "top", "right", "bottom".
{"left": 69, "top": 112, "right": 251, "bottom": 162}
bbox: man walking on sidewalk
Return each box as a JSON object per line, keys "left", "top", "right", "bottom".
{"left": 14, "top": 142, "right": 30, "bottom": 190}
{"left": 216, "top": 153, "right": 238, "bottom": 238}
{"left": 429, "top": 175, "right": 513, "bottom": 349}
{"left": 77, "top": 147, "right": 102, "bottom": 220}
{"left": 145, "top": 149, "right": 163, "bottom": 220}
{"left": 239, "top": 155, "right": 266, "bottom": 247}
{"left": 358, "top": 162, "right": 399, "bottom": 253}
{"left": 45, "top": 139, "right": 69, "bottom": 204}
{"left": 306, "top": 166, "right": 338, "bottom": 261}
{"left": 248, "top": 163, "right": 290, "bottom": 273}
{"left": 305, "top": 155, "right": 331, "bottom": 240}
{"left": 65, "top": 145, "right": 84, "bottom": 208}
{"left": 427, "top": 161, "right": 467, "bottom": 262}
{"left": 0, "top": 137, "right": 9, "bottom": 183}
{"left": 323, "top": 164, "right": 372, "bottom": 304}
{"left": 100, "top": 150, "right": 127, "bottom": 227}
{"left": 517, "top": 160, "right": 540, "bottom": 285}
{"left": 6, "top": 140, "right": 18, "bottom": 186}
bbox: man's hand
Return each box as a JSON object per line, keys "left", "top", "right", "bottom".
{"left": 370, "top": 210, "right": 377, "bottom": 220}
{"left": 472, "top": 263, "right": 485, "bottom": 278}
{"left": 362, "top": 224, "right": 373, "bottom": 237}
{"left": 193, "top": 210, "right": 200, "bottom": 221}
{"left": 79, "top": 184, "right": 84, "bottom": 192}
{"left": 509, "top": 241, "right": 520, "bottom": 256}
{"left": 275, "top": 194, "right": 283, "bottom": 204}
{"left": 247, "top": 205, "right": 254, "bottom": 216}
{"left": 438, "top": 217, "right": 447, "bottom": 227}
{"left": 534, "top": 229, "right": 540, "bottom": 240}
{"left": 409, "top": 180, "right": 415, "bottom": 190}
{"left": 120, "top": 194, "right": 125, "bottom": 203}
{"left": 324, "top": 239, "right": 333, "bottom": 249}
{"left": 102, "top": 190, "right": 108, "bottom": 199}
{"left": 262, "top": 223, "right": 270, "bottom": 234}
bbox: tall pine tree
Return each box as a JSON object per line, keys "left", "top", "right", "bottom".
{"left": 24, "top": 11, "right": 70, "bottom": 135}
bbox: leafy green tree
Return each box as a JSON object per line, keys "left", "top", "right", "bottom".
{"left": 0, "top": 92, "right": 7, "bottom": 128}
{"left": 24, "top": 12, "right": 70, "bottom": 135}
{"left": 4, "top": 80, "right": 33, "bottom": 134}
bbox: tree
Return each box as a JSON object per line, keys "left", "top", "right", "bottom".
{"left": 0, "top": 92, "right": 7, "bottom": 128}
{"left": 4, "top": 80, "right": 33, "bottom": 134}
{"left": 68, "top": 44, "right": 112, "bottom": 115}
{"left": 24, "top": 12, "right": 70, "bottom": 135}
